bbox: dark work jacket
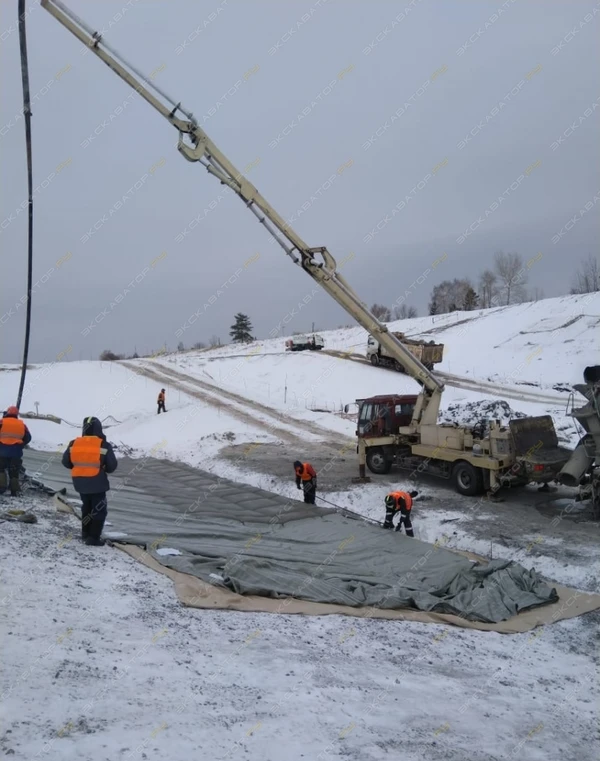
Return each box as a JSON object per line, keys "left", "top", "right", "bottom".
{"left": 62, "top": 418, "right": 118, "bottom": 494}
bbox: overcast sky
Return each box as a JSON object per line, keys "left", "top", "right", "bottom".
{"left": 1, "top": 0, "right": 599, "bottom": 362}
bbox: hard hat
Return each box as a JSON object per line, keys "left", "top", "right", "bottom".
{"left": 5, "top": 406, "right": 19, "bottom": 416}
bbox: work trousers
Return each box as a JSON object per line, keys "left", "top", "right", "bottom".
{"left": 0, "top": 456, "right": 22, "bottom": 495}
{"left": 157, "top": 401, "right": 166, "bottom": 414}
{"left": 302, "top": 480, "right": 316, "bottom": 504}
{"left": 80, "top": 492, "right": 108, "bottom": 542}
{"left": 395, "top": 513, "right": 414, "bottom": 537}
{"left": 384, "top": 508, "right": 414, "bottom": 537}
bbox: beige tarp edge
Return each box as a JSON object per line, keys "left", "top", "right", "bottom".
{"left": 116, "top": 543, "right": 600, "bottom": 634}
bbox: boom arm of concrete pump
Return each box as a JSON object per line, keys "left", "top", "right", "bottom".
{"left": 41, "top": 0, "right": 445, "bottom": 423}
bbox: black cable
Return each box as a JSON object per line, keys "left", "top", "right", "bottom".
{"left": 15, "top": 0, "right": 34, "bottom": 411}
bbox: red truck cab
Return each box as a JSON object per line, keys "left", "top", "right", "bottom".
{"left": 356, "top": 395, "right": 418, "bottom": 438}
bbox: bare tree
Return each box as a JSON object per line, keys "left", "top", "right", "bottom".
{"left": 370, "top": 303, "right": 392, "bottom": 321}
{"left": 209, "top": 335, "right": 220, "bottom": 347}
{"left": 493, "top": 251, "right": 527, "bottom": 305}
{"left": 428, "top": 278, "right": 473, "bottom": 315}
{"left": 570, "top": 254, "right": 600, "bottom": 294}
{"left": 192, "top": 341, "right": 206, "bottom": 350}
{"left": 393, "top": 304, "right": 418, "bottom": 320}
{"left": 479, "top": 270, "right": 498, "bottom": 308}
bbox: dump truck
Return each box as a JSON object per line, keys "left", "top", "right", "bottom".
{"left": 42, "top": 0, "right": 574, "bottom": 498}
{"left": 285, "top": 335, "right": 324, "bottom": 352}
{"left": 367, "top": 332, "right": 443, "bottom": 372}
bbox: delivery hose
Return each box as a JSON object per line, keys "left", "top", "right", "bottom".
{"left": 315, "top": 494, "right": 383, "bottom": 526}
{"left": 15, "top": 0, "right": 34, "bottom": 411}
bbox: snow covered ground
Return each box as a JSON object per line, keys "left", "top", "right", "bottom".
{"left": 1, "top": 495, "right": 598, "bottom": 761}
{"left": 2, "top": 294, "right": 600, "bottom": 759}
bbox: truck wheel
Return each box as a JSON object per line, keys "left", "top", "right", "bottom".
{"left": 370, "top": 354, "right": 379, "bottom": 366}
{"left": 366, "top": 448, "right": 392, "bottom": 475}
{"left": 452, "top": 461, "right": 483, "bottom": 496}
{"left": 394, "top": 360, "right": 405, "bottom": 373}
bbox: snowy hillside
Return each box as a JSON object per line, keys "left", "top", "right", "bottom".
{"left": 1, "top": 294, "right": 599, "bottom": 463}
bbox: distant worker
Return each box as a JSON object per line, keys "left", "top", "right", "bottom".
{"left": 383, "top": 490, "right": 419, "bottom": 536}
{"left": 157, "top": 388, "right": 166, "bottom": 414}
{"left": 294, "top": 460, "right": 317, "bottom": 504}
{"left": 0, "top": 406, "right": 32, "bottom": 497}
{"left": 62, "top": 416, "right": 118, "bottom": 546}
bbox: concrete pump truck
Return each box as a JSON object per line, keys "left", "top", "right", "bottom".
{"left": 42, "top": 0, "right": 573, "bottom": 498}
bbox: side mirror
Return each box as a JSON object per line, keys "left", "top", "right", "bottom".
{"left": 344, "top": 404, "right": 349, "bottom": 413}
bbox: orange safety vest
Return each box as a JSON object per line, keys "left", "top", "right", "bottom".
{"left": 158, "top": 391, "right": 165, "bottom": 402}
{"left": 387, "top": 491, "right": 413, "bottom": 512}
{"left": 70, "top": 436, "right": 106, "bottom": 478}
{"left": 0, "top": 418, "right": 26, "bottom": 445}
{"left": 295, "top": 462, "right": 316, "bottom": 481}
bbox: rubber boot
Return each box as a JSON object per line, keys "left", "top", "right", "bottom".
{"left": 9, "top": 477, "right": 21, "bottom": 497}
{"left": 0, "top": 470, "right": 7, "bottom": 494}
{"left": 86, "top": 516, "right": 106, "bottom": 546}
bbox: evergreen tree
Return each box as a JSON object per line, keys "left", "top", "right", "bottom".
{"left": 229, "top": 313, "right": 254, "bottom": 343}
{"left": 462, "top": 287, "right": 479, "bottom": 311}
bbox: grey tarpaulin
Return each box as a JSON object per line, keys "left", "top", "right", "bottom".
{"left": 24, "top": 450, "right": 561, "bottom": 624}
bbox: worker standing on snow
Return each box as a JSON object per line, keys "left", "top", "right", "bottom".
{"left": 157, "top": 388, "right": 166, "bottom": 414}
{"left": 0, "top": 406, "right": 32, "bottom": 497}
{"left": 383, "top": 490, "right": 419, "bottom": 536}
{"left": 62, "top": 416, "right": 118, "bottom": 546}
{"left": 294, "top": 460, "right": 317, "bottom": 504}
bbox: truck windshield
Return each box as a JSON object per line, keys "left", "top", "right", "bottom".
{"left": 357, "top": 403, "right": 373, "bottom": 435}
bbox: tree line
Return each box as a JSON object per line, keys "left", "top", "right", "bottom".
{"left": 371, "top": 251, "right": 598, "bottom": 320}
{"left": 99, "top": 252, "right": 598, "bottom": 359}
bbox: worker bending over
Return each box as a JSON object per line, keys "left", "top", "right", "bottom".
{"left": 157, "top": 388, "right": 166, "bottom": 414}
{"left": 0, "top": 406, "right": 32, "bottom": 496}
{"left": 294, "top": 460, "right": 317, "bottom": 504}
{"left": 62, "top": 416, "right": 118, "bottom": 546}
{"left": 383, "top": 490, "right": 419, "bottom": 536}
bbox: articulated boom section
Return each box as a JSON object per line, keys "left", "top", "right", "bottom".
{"left": 42, "top": 0, "right": 445, "bottom": 423}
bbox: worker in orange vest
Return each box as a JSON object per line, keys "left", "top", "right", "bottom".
{"left": 62, "top": 416, "right": 118, "bottom": 546}
{"left": 294, "top": 460, "right": 317, "bottom": 504}
{"left": 157, "top": 388, "right": 166, "bottom": 414}
{"left": 383, "top": 490, "right": 419, "bottom": 536}
{"left": 0, "top": 406, "right": 32, "bottom": 496}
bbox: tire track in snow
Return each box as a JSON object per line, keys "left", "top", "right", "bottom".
{"left": 125, "top": 361, "right": 352, "bottom": 449}
{"left": 321, "top": 350, "right": 568, "bottom": 407}
{"left": 122, "top": 361, "right": 311, "bottom": 446}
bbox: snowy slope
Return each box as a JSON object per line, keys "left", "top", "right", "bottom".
{"left": 1, "top": 294, "right": 598, "bottom": 460}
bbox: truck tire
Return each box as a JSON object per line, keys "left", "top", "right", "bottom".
{"left": 452, "top": 461, "right": 484, "bottom": 496}
{"left": 366, "top": 448, "right": 392, "bottom": 475}
{"left": 370, "top": 354, "right": 379, "bottom": 366}
{"left": 394, "top": 360, "right": 405, "bottom": 373}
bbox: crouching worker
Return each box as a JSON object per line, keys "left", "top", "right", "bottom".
{"left": 383, "top": 490, "right": 419, "bottom": 536}
{"left": 294, "top": 460, "right": 317, "bottom": 504}
{"left": 0, "top": 406, "right": 32, "bottom": 496}
{"left": 62, "top": 416, "right": 118, "bottom": 546}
